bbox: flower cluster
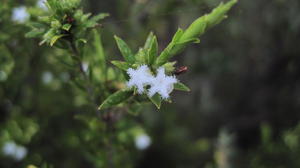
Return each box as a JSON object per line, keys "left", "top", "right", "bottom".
{"left": 126, "top": 65, "right": 178, "bottom": 99}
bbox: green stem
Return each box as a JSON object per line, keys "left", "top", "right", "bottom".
{"left": 69, "top": 40, "right": 100, "bottom": 115}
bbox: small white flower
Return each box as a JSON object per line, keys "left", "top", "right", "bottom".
{"left": 135, "top": 134, "right": 151, "bottom": 150}
{"left": 126, "top": 65, "right": 154, "bottom": 94}
{"left": 2, "top": 142, "right": 15, "bottom": 156}
{"left": 11, "top": 6, "right": 29, "bottom": 23}
{"left": 82, "top": 62, "right": 89, "bottom": 73}
{"left": 37, "top": 0, "right": 47, "bottom": 10}
{"left": 0, "top": 71, "right": 8, "bottom": 81}
{"left": 42, "top": 71, "right": 53, "bottom": 84}
{"left": 2, "top": 141, "right": 27, "bottom": 161}
{"left": 148, "top": 67, "right": 177, "bottom": 99}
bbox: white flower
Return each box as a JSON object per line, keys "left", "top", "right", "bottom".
{"left": 37, "top": 0, "right": 47, "bottom": 10}
{"left": 42, "top": 71, "right": 53, "bottom": 84}
{"left": 2, "top": 141, "right": 27, "bottom": 161}
{"left": 148, "top": 67, "right": 178, "bottom": 99}
{"left": 82, "top": 62, "right": 89, "bottom": 73}
{"left": 126, "top": 65, "right": 154, "bottom": 94}
{"left": 135, "top": 134, "right": 151, "bottom": 150}
{"left": 11, "top": 6, "right": 29, "bottom": 23}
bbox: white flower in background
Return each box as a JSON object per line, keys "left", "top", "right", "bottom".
{"left": 82, "top": 62, "right": 89, "bottom": 73}
{"left": 135, "top": 133, "right": 151, "bottom": 150}
{"left": 0, "top": 71, "right": 8, "bottom": 82}
{"left": 2, "top": 141, "right": 28, "bottom": 161}
{"left": 126, "top": 65, "right": 154, "bottom": 94}
{"left": 11, "top": 6, "right": 29, "bottom": 23}
{"left": 37, "top": 0, "right": 47, "bottom": 10}
{"left": 42, "top": 71, "right": 53, "bottom": 84}
{"left": 148, "top": 67, "right": 177, "bottom": 99}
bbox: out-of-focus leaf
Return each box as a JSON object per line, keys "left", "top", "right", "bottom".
{"left": 92, "top": 30, "right": 105, "bottom": 70}
{"left": 25, "top": 29, "right": 45, "bottom": 38}
{"left": 50, "top": 34, "right": 67, "bottom": 46}
{"left": 85, "top": 13, "right": 109, "bottom": 28}
{"left": 62, "top": 23, "right": 72, "bottom": 31}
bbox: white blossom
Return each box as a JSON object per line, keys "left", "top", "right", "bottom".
{"left": 82, "top": 62, "right": 89, "bottom": 73}
{"left": 126, "top": 65, "right": 178, "bottom": 99}
{"left": 148, "top": 67, "right": 178, "bottom": 99}
{"left": 0, "top": 71, "right": 8, "bottom": 81}
{"left": 42, "top": 71, "right": 53, "bottom": 84}
{"left": 11, "top": 6, "right": 29, "bottom": 23}
{"left": 2, "top": 141, "right": 27, "bottom": 161}
{"left": 126, "top": 65, "right": 154, "bottom": 94}
{"left": 135, "top": 134, "right": 151, "bottom": 150}
{"left": 37, "top": 0, "right": 47, "bottom": 10}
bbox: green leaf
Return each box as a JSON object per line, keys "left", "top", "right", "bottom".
{"left": 51, "top": 20, "right": 61, "bottom": 29}
{"left": 85, "top": 13, "right": 109, "bottom": 28}
{"left": 62, "top": 23, "right": 72, "bottom": 31}
{"left": 135, "top": 48, "right": 147, "bottom": 64}
{"left": 111, "top": 60, "right": 130, "bottom": 71}
{"left": 175, "top": 37, "right": 200, "bottom": 45}
{"left": 98, "top": 89, "right": 133, "bottom": 110}
{"left": 92, "top": 30, "right": 106, "bottom": 70}
{"left": 144, "top": 32, "right": 155, "bottom": 50}
{"left": 155, "top": 0, "right": 237, "bottom": 66}
{"left": 149, "top": 93, "right": 162, "bottom": 109}
{"left": 180, "top": 0, "right": 237, "bottom": 41}
{"left": 114, "top": 35, "right": 135, "bottom": 64}
{"left": 147, "top": 36, "right": 158, "bottom": 65}
{"left": 163, "top": 61, "right": 177, "bottom": 73}
{"left": 77, "top": 38, "right": 87, "bottom": 44}
{"left": 128, "top": 102, "right": 145, "bottom": 116}
{"left": 26, "top": 22, "right": 46, "bottom": 29}
{"left": 25, "top": 29, "right": 45, "bottom": 38}
{"left": 155, "top": 28, "right": 183, "bottom": 66}
{"left": 179, "top": 17, "right": 207, "bottom": 43}
{"left": 171, "top": 28, "right": 184, "bottom": 43}
{"left": 155, "top": 43, "right": 177, "bottom": 66}
{"left": 91, "top": 13, "right": 110, "bottom": 21}
{"left": 174, "top": 82, "right": 190, "bottom": 92}
{"left": 50, "top": 34, "right": 67, "bottom": 46}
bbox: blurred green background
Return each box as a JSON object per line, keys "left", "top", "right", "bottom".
{"left": 1, "top": 0, "right": 300, "bottom": 167}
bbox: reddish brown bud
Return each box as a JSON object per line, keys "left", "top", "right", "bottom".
{"left": 174, "top": 66, "right": 188, "bottom": 75}
{"left": 66, "top": 16, "right": 75, "bottom": 23}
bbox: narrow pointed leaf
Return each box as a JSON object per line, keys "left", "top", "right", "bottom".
{"left": 99, "top": 89, "right": 133, "bottom": 110}
{"left": 147, "top": 36, "right": 158, "bottom": 65}
{"left": 111, "top": 60, "right": 130, "bottom": 71}
{"left": 62, "top": 24, "right": 72, "bottom": 31}
{"left": 114, "top": 35, "right": 135, "bottom": 64}
{"left": 50, "top": 34, "right": 67, "bottom": 46}
{"left": 135, "top": 48, "right": 147, "bottom": 64}
{"left": 93, "top": 30, "right": 106, "bottom": 70}
{"left": 155, "top": 0, "right": 237, "bottom": 66}
{"left": 25, "top": 29, "right": 45, "bottom": 38}
{"left": 144, "top": 32, "right": 155, "bottom": 50}
{"left": 149, "top": 93, "right": 162, "bottom": 109}
{"left": 174, "top": 82, "right": 190, "bottom": 92}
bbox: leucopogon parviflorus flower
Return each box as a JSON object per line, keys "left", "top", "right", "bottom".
{"left": 126, "top": 65, "right": 154, "bottom": 94}
{"left": 126, "top": 65, "right": 178, "bottom": 99}
{"left": 148, "top": 67, "right": 178, "bottom": 99}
